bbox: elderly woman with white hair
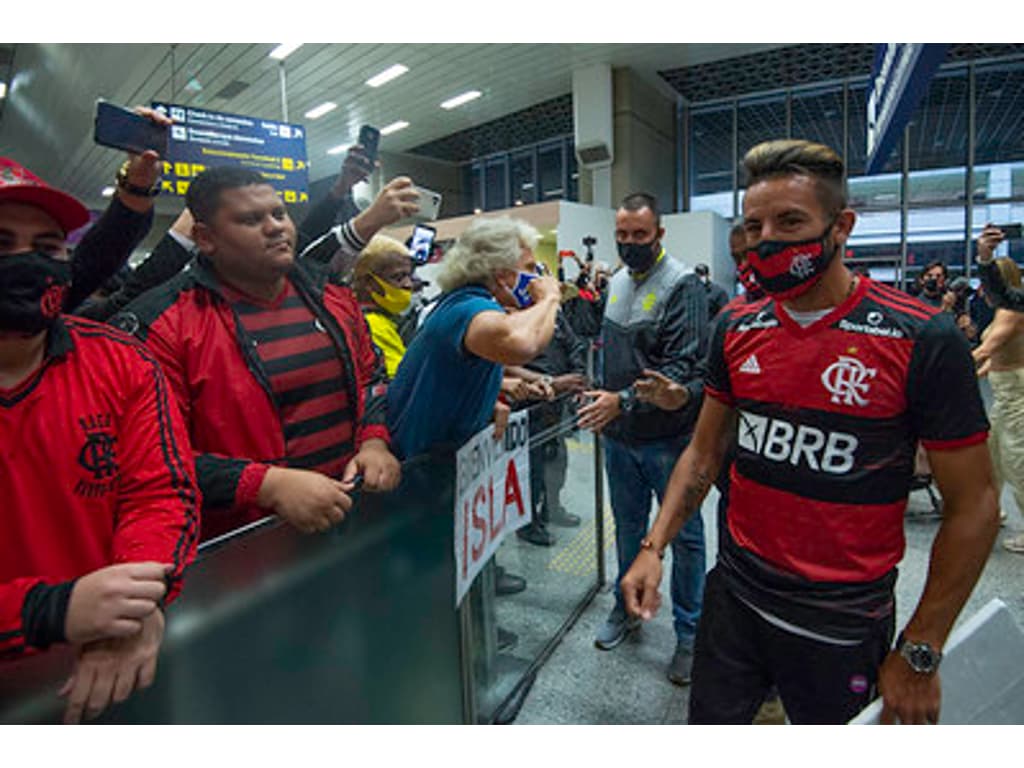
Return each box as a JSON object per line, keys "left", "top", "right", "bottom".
{"left": 386, "top": 215, "right": 560, "bottom": 460}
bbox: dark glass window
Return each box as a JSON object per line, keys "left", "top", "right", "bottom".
{"left": 510, "top": 150, "right": 536, "bottom": 206}
{"left": 484, "top": 157, "right": 508, "bottom": 211}
{"left": 538, "top": 141, "right": 564, "bottom": 200}
{"left": 690, "top": 106, "right": 733, "bottom": 216}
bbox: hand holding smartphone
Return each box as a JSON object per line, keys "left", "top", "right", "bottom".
{"left": 358, "top": 125, "right": 381, "bottom": 166}
{"left": 94, "top": 100, "right": 170, "bottom": 156}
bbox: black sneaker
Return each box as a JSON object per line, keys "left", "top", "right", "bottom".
{"left": 547, "top": 505, "right": 581, "bottom": 527}
{"left": 516, "top": 523, "right": 555, "bottom": 546}
{"left": 497, "top": 626, "right": 519, "bottom": 652}
{"left": 667, "top": 642, "right": 694, "bottom": 686}
{"left": 495, "top": 569, "right": 527, "bottom": 596}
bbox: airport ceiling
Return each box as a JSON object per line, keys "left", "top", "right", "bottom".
{"left": 0, "top": 43, "right": 783, "bottom": 213}
{"left": 1, "top": 43, "right": 1022, "bottom": 217}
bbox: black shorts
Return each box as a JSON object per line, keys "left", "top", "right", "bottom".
{"left": 688, "top": 566, "right": 895, "bottom": 724}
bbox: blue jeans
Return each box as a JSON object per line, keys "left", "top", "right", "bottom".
{"left": 605, "top": 434, "right": 706, "bottom": 647}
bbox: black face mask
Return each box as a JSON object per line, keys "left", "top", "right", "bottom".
{"left": 617, "top": 238, "right": 659, "bottom": 273}
{"left": 0, "top": 251, "right": 71, "bottom": 334}
{"left": 922, "top": 277, "right": 940, "bottom": 295}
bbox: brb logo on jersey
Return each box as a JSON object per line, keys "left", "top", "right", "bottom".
{"left": 75, "top": 413, "right": 119, "bottom": 498}
{"left": 738, "top": 410, "right": 858, "bottom": 474}
{"left": 821, "top": 355, "right": 877, "bottom": 407}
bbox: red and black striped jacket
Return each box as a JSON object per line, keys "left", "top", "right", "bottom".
{"left": 0, "top": 317, "right": 200, "bottom": 658}
{"left": 112, "top": 257, "right": 390, "bottom": 541}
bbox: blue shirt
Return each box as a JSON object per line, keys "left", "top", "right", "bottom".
{"left": 387, "top": 285, "right": 504, "bottom": 458}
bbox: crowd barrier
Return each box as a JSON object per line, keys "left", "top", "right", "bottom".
{"left": 1, "top": 396, "right": 604, "bottom": 724}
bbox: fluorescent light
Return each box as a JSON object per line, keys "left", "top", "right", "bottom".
{"left": 327, "top": 144, "right": 350, "bottom": 156}
{"left": 269, "top": 44, "right": 303, "bottom": 61}
{"left": 380, "top": 121, "right": 409, "bottom": 136}
{"left": 0, "top": 82, "right": 6, "bottom": 99}
{"left": 441, "top": 90, "right": 482, "bottom": 110}
{"left": 101, "top": 186, "right": 116, "bottom": 198}
{"left": 304, "top": 101, "right": 337, "bottom": 120}
{"left": 366, "top": 64, "right": 408, "bottom": 88}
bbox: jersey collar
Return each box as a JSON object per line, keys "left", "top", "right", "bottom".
{"left": 774, "top": 276, "right": 870, "bottom": 339}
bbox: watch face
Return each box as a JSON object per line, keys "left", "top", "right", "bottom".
{"left": 904, "top": 642, "right": 939, "bottom": 673}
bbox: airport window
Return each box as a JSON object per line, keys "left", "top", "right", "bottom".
{"left": 485, "top": 157, "right": 509, "bottom": 211}
{"left": 908, "top": 69, "right": 969, "bottom": 205}
{"left": 455, "top": 135, "right": 576, "bottom": 215}
{"left": 689, "top": 106, "right": 734, "bottom": 217}
{"left": 538, "top": 140, "right": 565, "bottom": 201}
{"left": 511, "top": 150, "right": 537, "bottom": 206}
{"left": 683, "top": 55, "right": 1024, "bottom": 285}
{"left": 790, "top": 85, "right": 845, "bottom": 154}
{"left": 736, "top": 94, "right": 787, "bottom": 159}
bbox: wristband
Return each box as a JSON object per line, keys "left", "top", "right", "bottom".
{"left": 639, "top": 536, "right": 665, "bottom": 559}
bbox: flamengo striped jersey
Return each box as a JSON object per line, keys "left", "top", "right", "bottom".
{"left": 706, "top": 277, "right": 988, "bottom": 588}
{"left": 225, "top": 280, "right": 353, "bottom": 478}
{"left": 0, "top": 317, "right": 199, "bottom": 657}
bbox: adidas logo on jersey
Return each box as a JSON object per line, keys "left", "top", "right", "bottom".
{"left": 739, "top": 354, "right": 761, "bottom": 374}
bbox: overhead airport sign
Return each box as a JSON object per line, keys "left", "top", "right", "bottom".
{"left": 152, "top": 102, "right": 309, "bottom": 203}
{"left": 866, "top": 44, "right": 948, "bottom": 174}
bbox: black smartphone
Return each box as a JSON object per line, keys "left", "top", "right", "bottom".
{"left": 409, "top": 224, "right": 436, "bottom": 265}
{"left": 358, "top": 125, "right": 381, "bottom": 165}
{"left": 94, "top": 100, "right": 169, "bottom": 155}
{"left": 997, "top": 223, "right": 1023, "bottom": 240}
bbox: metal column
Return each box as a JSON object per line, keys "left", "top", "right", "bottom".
{"left": 900, "top": 126, "right": 910, "bottom": 290}
{"left": 966, "top": 62, "right": 977, "bottom": 279}
{"left": 278, "top": 61, "right": 289, "bottom": 123}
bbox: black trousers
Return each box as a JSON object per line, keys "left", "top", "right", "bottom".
{"left": 688, "top": 566, "right": 895, "bottom": 724}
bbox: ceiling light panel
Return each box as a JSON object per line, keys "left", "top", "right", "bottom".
{"left": 269, "top": 44, "right": 303, "bottom": 61}
{"left": 380, "top": 121, "right": 410, "bottom": 136}
{"left": 304, "top": 101, "right": 337, "bottom": 120}
{"left": 366, "top": 64, "right": 408, "bottom": 88}
{"left": 441, "top": 90, "right": 482, "bottom": 110}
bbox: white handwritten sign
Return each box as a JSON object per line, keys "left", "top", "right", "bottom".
{"left": 454, "top": 410, "right": 532, "bottom": 607}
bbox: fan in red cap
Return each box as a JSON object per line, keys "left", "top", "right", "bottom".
{"left": 0, "top": 157, "right": 90, "bottom": 235}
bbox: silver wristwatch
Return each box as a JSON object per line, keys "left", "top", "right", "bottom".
{"left": 896, "top": 631, "right": 942, "bottom": 674}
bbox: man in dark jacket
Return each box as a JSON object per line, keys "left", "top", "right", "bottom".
{"left": 577, "top": 192, "right": 709, "bottom": 686}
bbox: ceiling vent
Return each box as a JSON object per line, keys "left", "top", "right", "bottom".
{"left": 214, "top": 80, "right": 250, "bottom": 100}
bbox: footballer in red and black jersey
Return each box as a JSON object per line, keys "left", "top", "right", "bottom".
{"left": 0, "top": 316, "right": 200, "bottom": 658}
{"left": 704, "top": 276, "right": 988, "bottom": 639}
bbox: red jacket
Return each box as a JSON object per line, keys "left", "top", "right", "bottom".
{"left": 0, "top": 317, "right": 200, "bottom": 658}
{"left": 114, "top": 257, "right": 390, "bottom": 541}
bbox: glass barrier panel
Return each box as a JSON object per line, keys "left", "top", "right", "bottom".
{"left": 1, "top": 452, "right": 464, "bottom": 724}
{"left": 463, "top": 396, "right": 601, "bottom": 722}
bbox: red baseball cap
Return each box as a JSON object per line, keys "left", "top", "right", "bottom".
{"left": 0, "top": 157, "right": 90, "bottom": 235}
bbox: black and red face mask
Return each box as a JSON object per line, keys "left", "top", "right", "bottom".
{"left": 0, "top": 251, "right": 70, "bottom": 334}
{"left": 736, "top": 262, "right": 765, "bottom": 300}
{"left": 745, "top": 221, "right": 838, "bottom": 301}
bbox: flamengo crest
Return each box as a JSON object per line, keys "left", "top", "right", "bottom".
{"left": 789, "top": 253, "right": 816, "bottom": 280}
{"left": 821, "top": 355, "right": 876, "bottom": 407}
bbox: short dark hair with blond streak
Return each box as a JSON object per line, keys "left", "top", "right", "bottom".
{"left": 742, "top": 139, "right": 848, "bottom": 217}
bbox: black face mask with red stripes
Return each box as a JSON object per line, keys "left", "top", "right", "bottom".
{"left": 0, "top": 251, "right": 70, "bottom": 335}
{"left": 745, "top": 220, "right": 838, "bottom": 301}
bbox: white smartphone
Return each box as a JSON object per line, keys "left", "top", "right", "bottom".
{"left": 396, "top": 186, "right": 442, "bottom": 226}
